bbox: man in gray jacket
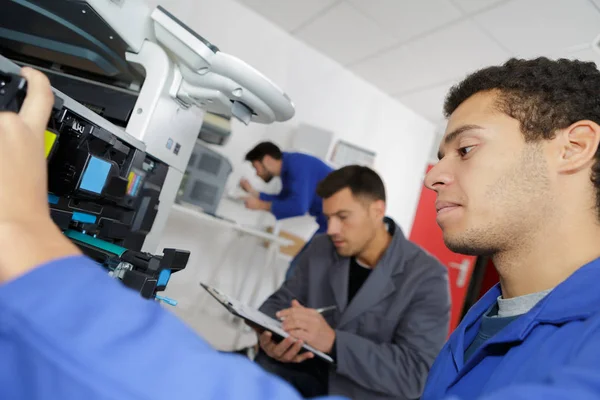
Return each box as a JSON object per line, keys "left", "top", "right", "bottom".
{"left": 254, "top": 165, "right": 451, "bottom": 399}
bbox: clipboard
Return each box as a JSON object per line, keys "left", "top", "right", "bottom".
{"left": 200, "top": 282, "right": 334, "bottom": 364}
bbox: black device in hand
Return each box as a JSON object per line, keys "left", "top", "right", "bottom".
{"left": 0, "top": 69, "right": 64, "bottom": 115}
{"left": 0, "top": 71, "right": 27, "bottom": 112}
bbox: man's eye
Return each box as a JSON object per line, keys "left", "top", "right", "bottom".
{"left": 458, "top": 146, "right": 474, "bottom": 157}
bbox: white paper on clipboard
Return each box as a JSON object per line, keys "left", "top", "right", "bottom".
{"left": 200, "top": 282, "right": 334, "bottom": 364}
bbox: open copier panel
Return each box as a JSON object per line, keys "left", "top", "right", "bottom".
{"left": 0, "top": 62, "right": 189, "bottom": 302}
{"left": 45, "top": 95, "right": 189, "bottom": 301}
{"left": 47, "top": 107, "right": 162, "bottom": 252}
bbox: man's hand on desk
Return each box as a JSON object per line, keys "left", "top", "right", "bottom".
{"left": 277, "top": 300, "right": 336, "bottom": 354}
{"left": 0, "top": 67, "right": 80, "bottom": 283}
{"left": 239, "top": 178, "right": 259, "bottom": 198}
{"left": 244, "top": 196, "right": 271, "bottom": 211}
{"left": 239, "top": 178, "right": 271, "bottom": 211}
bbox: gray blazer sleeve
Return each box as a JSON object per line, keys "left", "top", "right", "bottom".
{"left": 258, "top": 246, "right": 311, "bottom": 318}
{"left": 335, "top": 260, "right": 451, "bottom": 398}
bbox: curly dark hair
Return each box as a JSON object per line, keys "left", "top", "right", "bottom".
{"left": 444, "top": 57, "right": 600, "bottom": 217}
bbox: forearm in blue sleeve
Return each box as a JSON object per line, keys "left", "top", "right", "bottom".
{"left": 0, "top": 255, "right": 343, "bottom": 400}
{"left": 259, "top": 192, "right": 280, "bottom": 202}
{"left": 259, "top": 191, "right": 306, "bottom": 218}
{"left": 269, "top": 177, "right": 312, "bottom": 219}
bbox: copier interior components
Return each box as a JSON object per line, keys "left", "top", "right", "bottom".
{"left": 44, "top": 96, "right": 190, "bottom": 298}
{"left": 0, "top": 64, "right": 189, "bottom": 300}
{"left": 45, "top": 105, "right": 163, "bottom": 252}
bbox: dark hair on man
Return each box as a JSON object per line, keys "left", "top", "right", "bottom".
{"left": 245, "top": 142, "right": 282, "bottom": 162}
{"left": 444, "top": 57, "right": 600, "bottom": 217}
{"left": 317, "top": 165, "right": 386, "bottom": 202}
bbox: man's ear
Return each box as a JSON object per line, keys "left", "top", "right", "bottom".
{"left": 556, "top": 120, "right": 600, "bottom": 174}
{"left": 370, "top": 199, "right": 386, "bottom": 219}
{"left": 262, "top": 155, "right": 278, "bottom": 170}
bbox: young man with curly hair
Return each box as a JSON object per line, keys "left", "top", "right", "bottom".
{"left": 421, "top": 57, "right": 600, "bottom": 399}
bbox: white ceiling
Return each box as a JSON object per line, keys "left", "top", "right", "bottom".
{"left": 234, "top": 0, "right": 600, "bottom": 125}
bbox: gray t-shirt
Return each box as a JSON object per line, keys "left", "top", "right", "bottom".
{"left": 496, "top": 288, "right": 553, "bottom": 317}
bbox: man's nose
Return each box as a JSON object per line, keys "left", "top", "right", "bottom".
{"left": 424, "top": 162, "right": 453, "bottom": 192}
{"left": 327, "top": 219, "right": 341, "bottom": 236}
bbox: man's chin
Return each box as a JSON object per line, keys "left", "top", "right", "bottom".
{"left": 443, "top": 234, "right": 495, "bottom": 257}
{"left": 335, "top": 247, "right": 353, "bottom": 257}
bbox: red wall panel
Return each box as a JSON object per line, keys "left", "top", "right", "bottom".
{"left": 477, "top": 259, "right": 500, "bottom": 301}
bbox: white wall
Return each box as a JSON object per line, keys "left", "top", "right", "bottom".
{"left": 148, "top": 0, "right": 437, "bottom": 349}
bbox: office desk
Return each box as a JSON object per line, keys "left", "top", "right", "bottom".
{"left": 172, "top": 204, "right": 289, "bottom": 243}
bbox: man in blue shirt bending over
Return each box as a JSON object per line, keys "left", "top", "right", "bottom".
{"left": 241, "top": 142, "right": 333, "bottom": 279}
{"left": 0, "top": 67, "right": 344, "bottom": 400}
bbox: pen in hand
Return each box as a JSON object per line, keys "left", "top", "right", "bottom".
{"left": 315, "top": 305, "right": 337, "bottom": 314}
{"left": 277, "top": 304, "right": 337, "bottom": 321}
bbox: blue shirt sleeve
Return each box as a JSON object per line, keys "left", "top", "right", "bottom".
{"left": 0, "top": 255, "right": 345, "bottom": 400}
{"left": 259, "top": 192, "right": 280, "bottom": 202}
{"left": 259, "top": 171, "right": 312, "bottom": 220}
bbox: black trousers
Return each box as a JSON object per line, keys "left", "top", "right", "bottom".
{"left": 254, "top": 351, "right": 329, "bottom": 398}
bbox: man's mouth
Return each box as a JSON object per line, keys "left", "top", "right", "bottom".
{"left": 332, "top": 239, "right": 344, "bottom": 247}
{"left": 435, "top": 201, "right": 461, "bottom": 215}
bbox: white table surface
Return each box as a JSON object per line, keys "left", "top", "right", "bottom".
{"left": 171, "top": 203, "right": 293, "bottom": 247}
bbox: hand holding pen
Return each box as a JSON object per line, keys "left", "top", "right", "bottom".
{"left": 276, "top": 299, "right": 337, "bottom": 353}
{"left": 315, "top": 305, "right": 337, "bottom": 314}
{"left": 277, "top": 303, "right": 336, "bottom": 320}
